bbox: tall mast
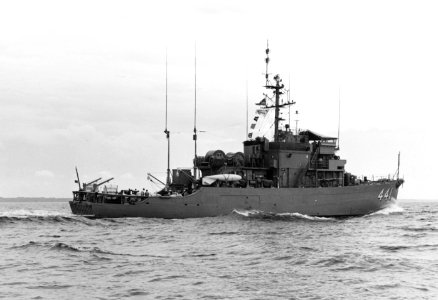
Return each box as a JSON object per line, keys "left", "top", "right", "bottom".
{"left": 265, "top": 40, "right": 270, "bottom": 86}
{"left": 273, "top": 75, "right": 283, "bottom": 142}
{"left": 294, "top": 110, "right": 299, "bottom": 135}
{"left": 260, "top": 44, "right": 295, "bottom": 186}
{"left": 263, "top": 45, "right": 294, "bottom": 142}
{"left": 263, "top": 42, "right": 280, "bottom": 141}
{"left": 246, "top": 78, "right": 248, "bottom": 139}
{"left": 193, "top": 43, "right": 198, "bottom": 179}
{"left": 288, "top": 74, "right": 291, "bottom": 130}
{"left": 164, "top": 49, "right": 171, "bottom": 188}
{"left": 396, "top": 151, "right": 400, "bottom": 179}
{"left": 337, "top": 87, "right": 341, "bottom": 150}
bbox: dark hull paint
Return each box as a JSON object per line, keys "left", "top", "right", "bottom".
{"left": 70, "top": 181, "right": 400, "bottom": 218}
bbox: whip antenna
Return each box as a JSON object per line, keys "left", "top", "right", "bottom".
{"left": 164, "top": 49, "right": 171, "bottom": 188}
{"left": 246, "top": 78, "right": 248, "bottom": 139}
{"left": 397, "top": 151, "right": 401, "bottom": 180}
{"left": 288, "top": 74, "right": 291, "bottom": 130}
{"left": 265, "top": 40, "right": 270, "bottom": 86}
{"left": 193, "top": 43, "right": 198, "bottom": 180}
{"left": 337, "top": 87, "right": 341, "bottom": 150}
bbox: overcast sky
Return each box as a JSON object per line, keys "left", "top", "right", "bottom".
{"left": 1, "top": 0, "right": 437, "bottom": 199}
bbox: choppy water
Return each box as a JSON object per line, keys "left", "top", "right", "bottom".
{"left": 0, "top": 200, "right": 437, "bottom": 300}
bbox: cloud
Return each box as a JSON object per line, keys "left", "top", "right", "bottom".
{"left": 98, "top": 171, "right": 113, "bottom": 179}
{"left": 0, "top": 0, "right": 437, "bottom": 200}
{"left": 120, "top": 173, "right": 134, "bottom": 179}
{"left": 35, "top": 170, "right": 55, "bottom": 178}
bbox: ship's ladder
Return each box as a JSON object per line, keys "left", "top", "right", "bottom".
{"left": 309, "top": 145, "right": 320, "bottom": 170}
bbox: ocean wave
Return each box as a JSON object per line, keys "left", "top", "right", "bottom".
{"left": 0, "top": 209, "right": 103, "bottom": 226}
{"left": 26, "top": 284, "right": 74, "bottom": 290}
{"left": 208, "top": 231, "right": 240, "bottom": 236}
{"left": 0, "top": 215, "right": 98, "bottom": 226}
{"left": 148, "top": 275, "right": 187, "bottom": 283}
{"left": 399, "top": 225, "right": 438, "bottom": 232}
{"left": 379, "top": 245, "right": 411, "bottom": 251}
{"left": 9, "top": 241, "right": 83, "bottom": 253}
{"left": 379, "top": 244, "right": 438, "bottom": 252}
{"left": 182, "top": 253, "right": 217, "bottom": 258}
{"left": 0, "top": 209, "right": 71, "bottom": 218}
{"left": 232, "top": 209, "right": 336, "bottom": 221}
{"left": 313, "top": 253, "right": 422, "bottom": 273}
{"left": 50, "top": 242, "right": 81, "bottom": 252}
{"left": 314, "top": 256, "right": 348, "bottom": 267}
{"left": 9, "top": 241, "right": 160, "bottom": 258}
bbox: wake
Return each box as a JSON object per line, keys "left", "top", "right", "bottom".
{"left": 369, "top": 202, "right": 405, "bottom": 216}
{"left": 0, "top": 209, "right": 71, "bottom": 218}
{"left": 232, "top": 209, "right": 336, "bottom": 221}
{"left": 0, "top": 209, "right": 95, "bottom": 225}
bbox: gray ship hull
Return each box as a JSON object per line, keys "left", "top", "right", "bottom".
{"left": 70, "top": 180, "right": 401, "bottom": 218}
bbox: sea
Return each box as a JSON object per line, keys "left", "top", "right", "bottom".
{"left": 0, "top": 199, "right": 437, "bottom": 300}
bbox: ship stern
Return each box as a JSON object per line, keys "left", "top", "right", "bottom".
{"left": 69, "top": 201, "right": 95, "bottom": 216}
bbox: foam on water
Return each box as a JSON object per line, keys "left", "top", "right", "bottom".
{"left": 0, "top": 209, "right": 71, "bottom": 218}
{"left": 369, "top": 202, "right": 405, "bottom": 216}
{"left": 232, "top": 209, "right": 335, "bottom": 221}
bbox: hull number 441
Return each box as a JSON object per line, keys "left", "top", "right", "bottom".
{"left": 378, "top": 188, "right": 393, "bottom": 200}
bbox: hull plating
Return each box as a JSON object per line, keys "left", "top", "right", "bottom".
{"left": 70, "top": 181, "right": 400, "bottom": 218}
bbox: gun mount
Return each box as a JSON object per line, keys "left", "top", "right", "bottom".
{"left": 96, "top": 177, "right": 114, "bottom": 187}
{"left": 84, "top": 177, "right": 114, "bottom": 192}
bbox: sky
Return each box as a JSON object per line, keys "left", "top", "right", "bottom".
{"left": 0, "top": 0, "right": 437, "bottom": 199}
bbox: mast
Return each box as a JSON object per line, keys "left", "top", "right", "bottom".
{"left": 246, "top": 78, "right": 248, "bottom": 139}
{"left": 75, "top": 166, "right": 81, "bottom": 190}
{"left": 193, "top": 43, "right": 198, "bottom": 180}
{"left": 288, "top": 74, "right": 291, "bottom": 130}
{"left": 263, "top": 44, "right": 293, "bottom": 142}
{"left": 294, "top": 110, "right": 299, "bottom": 135}
{"left": 396, "top": 151, "right": 400, "bottom": 180}
{"left": 265, "top": 74, "right": 285, "bottom": 142}
{"left": 164, "top": 49, "right": 171, "bottom": 188}
{"left": 274, "top": 76, "right": 282, "bottom": 142}
{"left": 337, "top": 87, "right": 341, "bottom": 150}
{"left": 265, "top": 41, "right": 270, "bottom": 86}
{"left": 261, "top": 44, "right": 295, "bottom": 187}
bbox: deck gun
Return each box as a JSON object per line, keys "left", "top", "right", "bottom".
{"left": 91, "top": 177, "right": 114, "bottom": 192}
{"left": 82, "top": 177, "right": 102, "bottom": 191}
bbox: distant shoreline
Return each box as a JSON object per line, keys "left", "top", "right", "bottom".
{"left": 0, "top": 197, "right": 70, "bottom": 202}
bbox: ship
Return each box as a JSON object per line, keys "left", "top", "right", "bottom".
{"left": 69, "top": 45, "right": 404, "bottom": 218}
